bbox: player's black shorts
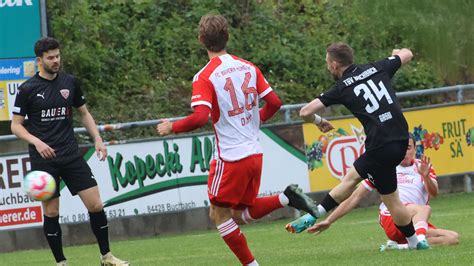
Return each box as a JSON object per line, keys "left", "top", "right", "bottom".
{"left": 353, "top": 139, "right": 408, "bottom": 195}
{"left": 30, "top": 154, "right": 97, "bottom": 198}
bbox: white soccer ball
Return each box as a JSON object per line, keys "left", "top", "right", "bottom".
{"left": 23, "top": 170, "right": 56, "bottom": 201}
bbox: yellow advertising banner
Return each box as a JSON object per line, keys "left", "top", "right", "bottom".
{"left": 0, "top": 80, "right": 26, "bottom": 121}
{"left": 0, "top": 58, "right": 36, "bottom": 121}
{"left": 304, "top": 103, "right": 474, "bottom": 192}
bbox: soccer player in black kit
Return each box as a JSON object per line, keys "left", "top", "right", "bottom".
{"left": 286, "top": 42, "right": 430, "bottom": 250}
{"left": 11, "top": 38, "right": 129, "bottom": 265}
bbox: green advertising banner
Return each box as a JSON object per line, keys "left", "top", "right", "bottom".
{"left": 0, "top": 0, "right": 42, "bottom": 59}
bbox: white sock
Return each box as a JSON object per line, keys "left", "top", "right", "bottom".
{"left": 316, "top": 205, "right": 327, "bottom": 217}
{"left": 406, "top": 234, "right": 419, "bottom": 249}
{"left": 417, "top": 234, "right": 426, "bottom": 241}
{"left": 278, "top": 193, "right": 289, "bottom": 206}
{"left": 414, "top": 221, "right": 428, "bottom": 242}
{"left": 247, "top": 260, "right": 259, "bottom": 266}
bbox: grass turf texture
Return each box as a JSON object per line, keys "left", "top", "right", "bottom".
{"left": 1, "top": 192, "right": 473, "bottom": 265}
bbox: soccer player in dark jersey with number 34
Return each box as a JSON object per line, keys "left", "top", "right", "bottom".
{"left": 286, "top": 42, "right": 430, "bottom": 250}
{"left": 11, "top": 38, "right": 128, "bottom": 265}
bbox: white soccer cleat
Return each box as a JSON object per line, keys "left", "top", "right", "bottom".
{"left": 56, "top": 260, "right": 68, "bottom": 266}
{"left": 100, "top": 252, "right": 129, "bottom": 266}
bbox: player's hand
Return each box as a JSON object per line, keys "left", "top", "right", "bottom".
{"left": 157, "top": 119, "right": 173, "bottom": 136}
{"left": 307, "top": 220, "right": 332, "bottom": 235}
{"left": 34, "top": 140, "right": 56, "bottom": 159}
{"left": 417, "top": 155, "right": 432, "bottom": 178}
{"left": 317, "top": 119, "right": 334, "bottom": 133}
{"left": 95, "top": 138, "right": 107, "bottom": 161}
{"left": 392, "top": 49, "right": 401, "bottom": 55}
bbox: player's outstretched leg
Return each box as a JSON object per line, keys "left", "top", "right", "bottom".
{"left": 283, "top": 184, "right": 318, "bottom": 217}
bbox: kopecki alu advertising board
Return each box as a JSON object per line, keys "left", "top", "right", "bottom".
{"left": 303, "top": 103, "right": 474, "bottom": 192}
{"left": 0, "top": 129, "right": 309, "bottom": 230}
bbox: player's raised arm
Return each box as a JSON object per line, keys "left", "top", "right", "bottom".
{"left": 391, "top": 48, "right": 413, "bottom": 65}
{"left": 417, "top": 155, "right": 439, "bottom": 197}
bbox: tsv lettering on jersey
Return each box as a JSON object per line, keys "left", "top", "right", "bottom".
{"left": 0, "top": 0, "right": 33, "bottom": 8}
{"left": 343, "top": 67, "right": 378, "bottom": 86}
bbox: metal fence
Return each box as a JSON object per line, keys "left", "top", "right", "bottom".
{"left": 1, "top": 84, "right": 473, "bottom": 143}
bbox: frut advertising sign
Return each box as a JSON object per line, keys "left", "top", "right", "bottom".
{"left": 303, "top": 103, "right": 474, "bottom": 192}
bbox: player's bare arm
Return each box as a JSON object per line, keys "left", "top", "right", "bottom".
{"left": 299, "top": 98, "right": 334, "bottom": 133}
{"left": 11, "top": 114, "right": 56, "bottom": 159}
{"left": 77, "top": 104, "right": 107, "bottom": 161}
{"left": 308, "top": 184, "right": 370, "bottom": 234}
{"left": 417, "top": 155, "right": 439, "bottom": 197}
{"left": 391, "top": 48, "right": 413, "bottom": 65}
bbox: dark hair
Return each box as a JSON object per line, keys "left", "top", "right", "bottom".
{"left": 34, "top": 37, "right": 60, "bottom": 57}
{"left": 326, "top": 42, "right": 354, "bottom": 66}
{"left": 199, "top": 15, "right": 229, "bottom": 52}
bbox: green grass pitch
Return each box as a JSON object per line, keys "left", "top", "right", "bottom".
{"left": 1, "top": 192, "right": 473, "bottom": 265}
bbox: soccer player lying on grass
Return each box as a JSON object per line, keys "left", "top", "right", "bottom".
{"left": 288, "top": 134, "right": 459, "bottom": 250}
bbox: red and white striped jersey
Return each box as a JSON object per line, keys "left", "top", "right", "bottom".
{"left": 191, "top": 54, "right": 272, "bottom": 161}
{"left": 362, "top": 159, "right": 437, "bottom": 213}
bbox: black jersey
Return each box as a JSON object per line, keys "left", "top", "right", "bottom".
{"left": 318, "top": 55, "right": 408, "bottom": 151}
{"left": 13, "top": 72, "right": 86, "bottom": 161}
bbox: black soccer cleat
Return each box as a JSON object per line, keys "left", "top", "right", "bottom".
{"left": 284, "top": 184, "right": 319, "bottom": 218}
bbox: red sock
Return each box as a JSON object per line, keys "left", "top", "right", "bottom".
{"left": 415, "top": 221, "right": 428, "bottom": 236}
{"left": 243, "top": 195, "right": 283, "bottom": 222}
{"left": 218, "top": 219, "right": 254, "bottom": 265}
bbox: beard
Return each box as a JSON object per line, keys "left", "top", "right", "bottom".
{"left": 43, "top": 64, "right": 60, "bottom": 75}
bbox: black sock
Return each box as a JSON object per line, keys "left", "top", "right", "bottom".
{"left": 320, "top": 194, "right": 339, "bottom": 213}
{"left": 89, "top": 210, "right": 110, "bottom": 255}
{"left": 43, "top": 215, "right": 66, "bottom": 262}
{"left": 395, "top": 220, "right": 416, "bottom": 237}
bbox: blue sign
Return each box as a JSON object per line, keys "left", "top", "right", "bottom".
{"left": 0, "top": 58, "right": 36, "bottom": 80}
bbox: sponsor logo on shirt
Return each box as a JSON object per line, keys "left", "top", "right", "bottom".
{"left": 41, "top": 107, "right": 68, "bottom": 122}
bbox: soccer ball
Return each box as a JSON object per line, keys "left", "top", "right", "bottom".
{"left": 23, "top": 171, "right": 56, "bottom": 201}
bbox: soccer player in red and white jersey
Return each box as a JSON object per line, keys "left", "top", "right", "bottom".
{"left": 157, "top": 14, "right": 317, "bottom": 265}
{"left": 306, "top": 134, "right": 459, "bottom": 248}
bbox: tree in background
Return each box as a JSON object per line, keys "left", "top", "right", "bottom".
{"left": 42, "top": 0, "right": 472, "bottom": 141}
